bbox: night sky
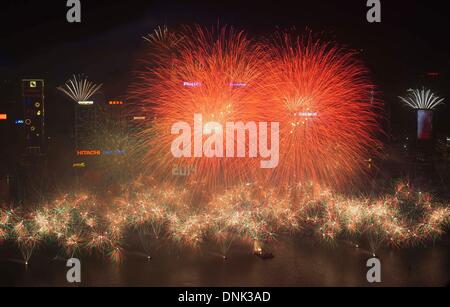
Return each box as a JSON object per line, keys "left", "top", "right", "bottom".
{"left": 1, "top": 0, "right": 449, "bottom": 140}
{"left": 0, "top": 1, "right": 449, "bottom": 289}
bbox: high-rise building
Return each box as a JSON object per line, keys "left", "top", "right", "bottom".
{"left": 75, "top": 102, "right": 98, "bottom": 149}
{"left": 21, "top": 79, "right": 45, "bottom": 155}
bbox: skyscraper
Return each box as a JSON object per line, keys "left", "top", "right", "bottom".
{"left": 21, "top": 79, "right": 45, "bottom": 155}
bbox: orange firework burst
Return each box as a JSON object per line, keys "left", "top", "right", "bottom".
{"left": 131, "top": 26, "right": 381, "bottom": 191}
{"left": 131, "top": 25, "right": 267, "bottom": 189}
{"left": 257, "top": 32, "right": 382, "bottom": 187}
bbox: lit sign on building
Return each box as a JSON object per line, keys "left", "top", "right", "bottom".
{"left": 103, "top": 149, "right": 126, "bottom": 156}
{"left": 0, "top": 114, "right": 7, "bottom": 120}
{"left": 183, "top": 81, "right": 202, "bottom": 87}
{"left": 109, "top": 100, "right": 124, "bottom": 105}
{"left": 133, "top": 116, "right": 146, "bottom": 120}
{"left": 230, "top": 82, "right": 247, "bottom": 88}
{"left": 182, "top": 82, "right": 247, "bottom": 88}
{"left": 295, "top": 112, "right": 318, "bottom": 117}
{"left": 77, "top": 150, "right": 101, "bottom": 156}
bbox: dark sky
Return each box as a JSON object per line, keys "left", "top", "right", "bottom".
{"left": 0, "top": 0, "right": 449, "bottom": 134}
{"left": 1, "top": 0, "right": 449, "bottom": 77}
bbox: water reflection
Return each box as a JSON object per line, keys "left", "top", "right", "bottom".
{"left": 0, "top": 236, "right": 448, "bottom": 287}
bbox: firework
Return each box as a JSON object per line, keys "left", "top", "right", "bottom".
{"left": 142, "top": 25, "right": 184, "bottom": 51}
{"left": 64, "top": 233, "right": 84, "bottom": 258}
{"left": 131, "top": 27, "right": 382, "bottom": 190}
{"left": 0, "top": 180, "right": 448, "bottom": 263}
{"left": 256, "top": 33, "right": 381, "bottom": 187}
{"left": 130, "top": 25, "right": 268, "bottom": 189}
{"left": 58, "top": 75, "right": 103, "bottom": 103}
{"left": 13, "top": 219, "right": 41, "bottom": 265}
{"left": 399, "top": 88, "right": 445, "bottom": 110}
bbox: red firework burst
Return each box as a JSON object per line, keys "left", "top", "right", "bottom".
{"left": 130, "top": 25, "right": 267, "bottom": 189}
{"left": 130, "top": 26, "right": 381, "bottom": 191}
{"left": 256, "top": 32, "right": 382, "bottom": 187}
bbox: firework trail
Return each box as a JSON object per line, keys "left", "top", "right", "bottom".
{"left": 254, "top": 32, "right": 382, "bottom": 187}
{"left": 58, "top": 75, "right": 103, "bottom": 103}
{"left": 399, "top": 87, "right": 445, "bottom": 110}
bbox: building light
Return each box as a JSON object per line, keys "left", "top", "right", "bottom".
{"left": 133, "top": 116, "right": 146, "bottom": 120}
{"left": 183, "top": 81, "right": 202, "bottom": 87}
{"left": 78, "top": 101, "right": 94, "bottom": 105}
{"left": 230, "top": 82, "right": 247, "bottom": 88}
{"left": 72, "top": 162, "right": 86, "bottom": 168}
{"left": 15, "top": 119, "right": 24, "bottom": 125}
{"left": 103, "top": 149, "right": 126, "bottom": 156}
{"left": 109, "top": 100, "right": 124, "bottom": 105}
{"left": 183, "top": 82, "right": 246, "bottom": 88}
{"left": 294, "top": 112, "right": 318, "bottom": 117}
{"left": 0, "top": 114, "right": 7, "bottom": 120}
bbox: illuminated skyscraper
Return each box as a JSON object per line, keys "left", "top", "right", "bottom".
{"left": 21, "top": 79, "right": 45, "bottom": 155}
{"left": 75, "top": 101, "right": 98, "bottom": 149}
